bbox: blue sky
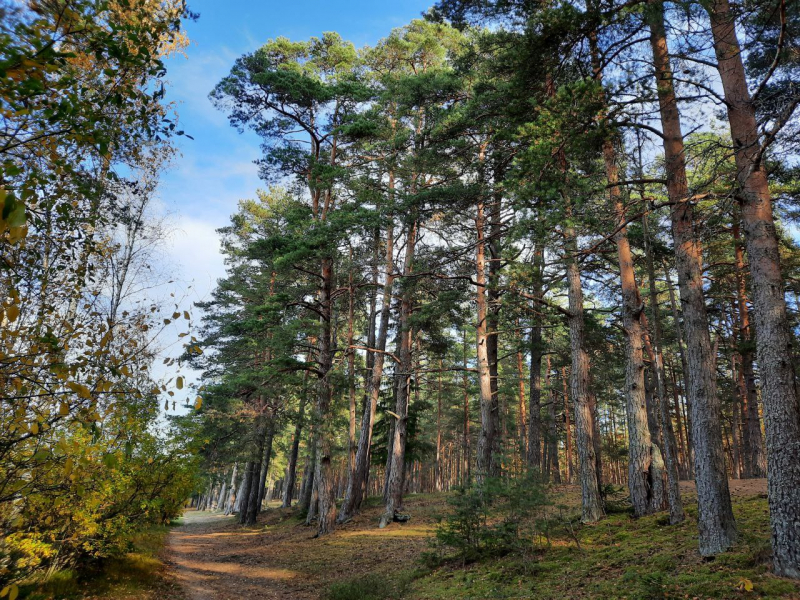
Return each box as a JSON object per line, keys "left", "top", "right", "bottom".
{"left": 159, "top": 0, "right": 435, "bottom": 306}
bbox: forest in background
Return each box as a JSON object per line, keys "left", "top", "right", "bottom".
{"left": 187, "top": 0, "right": 800, "bottom": 583}
{"left": 2, "top": 0, "right": 800, "bottom": 597}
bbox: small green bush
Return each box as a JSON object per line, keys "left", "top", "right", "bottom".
{"left": 426, "top": 473, "right": 551, "bottom": 565}
{"left": 325, "top": 573, "right": 392, "bottom": 600}
{"left": 602, "top": 483, "right": 634, "bottom": 514}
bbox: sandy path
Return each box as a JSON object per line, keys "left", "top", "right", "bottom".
{"left": 163, "top": 501, "right": 433, "bottom": 600}
{"left": 165, "top": 511, "right": 307, "bottom": 600}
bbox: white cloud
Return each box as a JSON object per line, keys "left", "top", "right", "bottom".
{"left": 165, "top": 215, "right": 227, "bottom": 305}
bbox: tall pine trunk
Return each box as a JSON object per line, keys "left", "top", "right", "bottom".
{"left": 487, "top": 165, "right": 504, "bottom": 468}
{"left": 565, "top": 213, "right": 604, "bottom": 522}
{"left": 664, "top": 262, "right": 694, "bottom": 474}
{"left": 297, "top": 439, "right": 316, "bottom": 515}
{"left": 238, "top": 461, "right": 255, "bottom": 524}
{"left": 243, "top": 420, "right": 267, "bottom": 526}
{"left": 282, "top": 388, "right": 307, "bottom": 508}
{"left": 339, "top": 218, "right": 395, "bottom": 522}
{"left": 255, "top": 422, "right": 276, "bottom": 513}
{"left": 707, "top": 0, "right": 800, "bottom": 575}
{"left": 381, "top": 220, "right": 417, "bottom": 527}
{"left": 528, "top": 245, "right": 545, "bottom": 471}
{"left": 516, "top": 335, "right": 528, "bottom": 464}
{"left": 347, "top": 262, "right": 358, "bottom": 484}
{"left": 224, "top": 463, "right": 238, "bottom": 515}
{"left": 643, "top": 212, "right": 685, "bottom": 523}
{"left": 313, "top": 256, "right": 338, "bottom": 535}
{"left": 648, "top": 0, "right": 737, "bottom": 554}
{"left": 476, "top": 186, "right": 500, "bottom": 481}
{"left": 589, "top": 22, "right": 660, "bottom": 515}
{"left": 732, "top": 210, "right": 768, "bottom": 479}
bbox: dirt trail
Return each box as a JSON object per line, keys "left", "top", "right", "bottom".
{"left": 165, "top": 511, "right": 305, "bottom": 600}
{"left": 164, "top": 498, "right": 435, "bottom": 600}
{"left": 163, "top": 481, "right": 769, "bottom": 600}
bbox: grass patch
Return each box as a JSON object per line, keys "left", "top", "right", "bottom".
{"left": 410, "top": 494, "right": 800, "bottom": 599}
{"left": 325, "top": 570, "right": 420, "bottom": 600}
{"left": 325, "top": 573, "right": 393, "bottom": 600}
{"left": 19, "top": 524, "right": 183, "bottom": 600}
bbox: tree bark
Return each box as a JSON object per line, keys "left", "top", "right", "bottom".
{"left": 312, "top": 256, "right": 338, "bottom": 535}
{"left": 476, "top": 187, "right": 500, "bottom": 481}
{"left": 546, "top": 358, "right": 561, "bottom": 484}
{"left": 664, "top": 263, "right": 694, "bottom": 473}
{"left": 255, "top": 422, "right": 276, "bottom": 513}
{"left": 604, "top": 133, "right": 659, "bottom": 517}
{"left": 643, "top": 213, "right": 685, "bottom": 523}
{"left": 224, "top": 463, "right": 238, "bottom": 515}
{"left": 338, "top": 217, "right": 395, "bottom": 522}
{"left": 707, "top": 0, "right": 800, "bottom": 575}
{"left": 243, "top": 420, "right": 267, "bottom": 526}
{"left": 462, "top": 328, "right": 472, "bottom": 486}
{"left": 282, "top": 388, "right": 307, "bottom": 508}
{"left": 528, "top": 246, "right": 545, "bottom": 471}
{"left": 233, "top": 470, "right": 247, "bottom": 513}
{"left": 648, "top": 0, "right": 737, "bottom": 554}
{"left": 488, "top": 162, "right": 504, "bottom": 466}
{"left": 381, "top": 219, "right": 417, "bottom": 527}
{"left": 566, "top": 221, "right": 604, "bottom": 522}
{"left": 516, "top": 335, "right": 528, "bottom": 465}
{"left": 297, "top": 439, "right": 316, "bottom": 515}
{"left": 732, "top": 210, "right": 768, "bottom": 479}
{"left": 436, "top": 360, "right": 444, "bottom": 491}
{"left": 562, "top": 367, "right": 573, "bottom": 483}
{"left": 347, "top": 258, "right": 358, "bottom": 484}
{"left": 216, "top": 474, "right": 227, "bottom": 512}
{"left": 238, "top": 461, "right": 255, "bottom": 524}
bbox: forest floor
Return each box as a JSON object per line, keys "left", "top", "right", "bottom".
{"left": 159, "top": 479, "right": 800, "bottom": 600}
{"left": 45, "top": 479, "right": 800, "bottom": 600}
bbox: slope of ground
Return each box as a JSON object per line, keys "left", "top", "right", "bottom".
{"left": 157, "top": 480, "right": 800, "bottom": 600}
{"left": 21, "top": 525, "right": 187, "bottom": 600}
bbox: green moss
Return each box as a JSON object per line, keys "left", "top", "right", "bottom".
{"left": 409, "top": 495, "right": 800, "bottom": 599}
{"left": 325, "top": 570, "right": 419, "bottom": 600}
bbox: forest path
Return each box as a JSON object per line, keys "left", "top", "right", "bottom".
{"left": 164, "top": 497, "right": 437, "bottom": 600}
{"left": 165, "top": 510, "right": 303, "bottom": 599}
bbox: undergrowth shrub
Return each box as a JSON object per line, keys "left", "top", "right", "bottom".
{"left": 0, "top": 427, "right": 197, "bottom": 588}
{"left": 602, "top": 483, "right": 633, "bottom": 514}
{"left": 424, "top": 473, "right": 552, "bottom": 566}
{"left": 325, "top": 572, "right": 414, "bottom": 600}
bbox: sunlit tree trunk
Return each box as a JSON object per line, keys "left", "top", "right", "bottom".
{"left": 475, "top": 184, "right": 500, "bottom": 481}
{"left": 648, "top": 0, "right": 737, "bottom": 554}
{"left": 707, "top": 0, "right": 800, "bottom": 575}
{"left": 565, "top": 219, "right": 603, "bottom": 522}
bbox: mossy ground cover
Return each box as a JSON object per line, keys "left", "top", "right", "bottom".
{"left": 408, "top": 488, "right": 800, "bottom": 599}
